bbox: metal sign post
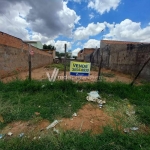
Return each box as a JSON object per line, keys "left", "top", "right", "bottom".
{"left": 64, "top": 44, "right": 67, "bottom": 81}
{"left": 28, "top": 44, "right": 34, "bottom": 81}
{"left": 97, "top": 49, "right": 103, "bottom": 81}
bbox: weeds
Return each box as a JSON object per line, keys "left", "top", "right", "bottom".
{"left": 45, "top": 63, "right": 70, "bottom": 71}
{"left": 0, "top": 80, "right": 150, "bottom": 149}
{"left": 101, "top": 72, "right": 115, "bottom": 78}
{"left": 0, "top": 129, "right": 150, "bottom": 150}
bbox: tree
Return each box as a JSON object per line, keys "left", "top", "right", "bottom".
{"left": 43, "top": 44, "right": 56, "bottom": 50}
{"left": 56, "top": 51, "right": 71, "bottom": 58}
{"left": 73, "top": 56, "right": 77, "bottom": 59}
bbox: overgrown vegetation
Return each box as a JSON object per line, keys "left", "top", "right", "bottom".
{"left": 0, "top": 80, "right": 150, "bottom": 149}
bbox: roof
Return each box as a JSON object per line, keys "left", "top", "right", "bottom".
{"left": 24, "top": 41, "right": 41, "bottom": 43}
{"left": 101, "top": 40, "right": 147, "bottom": 45}
{"left": 84, "top": 48, "right": 95, "bottom": 51}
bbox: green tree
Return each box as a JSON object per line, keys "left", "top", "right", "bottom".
{"left": 73, "top": 56, "right": 77, "bottom": 59}
{"left": 43, "top": 44, "right": 56, "bottom": 50}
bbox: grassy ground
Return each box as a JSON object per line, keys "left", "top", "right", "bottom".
{"left": 0, "top": 79, "right": 150, "bottom": 149}
{"left": 45, "top": 63, "right": 70, "bottom": 71}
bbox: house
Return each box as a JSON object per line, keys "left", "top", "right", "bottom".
{"left": 77, "top": 48, "right": 95, "bottom": 61}
{"left": 24, "top": 41, "right": 43, "bottom": 49}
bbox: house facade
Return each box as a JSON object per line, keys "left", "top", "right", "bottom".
{"left": 77, "top": 48, "right": 95, "bottom": 61}
{"left": 24, "top": 41, "right": 43, "bottom": 49}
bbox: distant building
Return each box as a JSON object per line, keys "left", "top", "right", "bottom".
{"left": 77, "top": 48, "right": 95, "bottom": 61}
{"left": 68, "top": 50, "right": 72, "bottom": 58}
{"left": 24, "top": 41, "right": 43, "bottom": 49}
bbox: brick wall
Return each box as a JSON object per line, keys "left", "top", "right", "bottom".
{"left": 0, "top": 32, "right": 53, "bottom": 78}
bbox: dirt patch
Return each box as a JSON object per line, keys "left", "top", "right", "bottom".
{"left": 1, "top": 104, "right": 149, "bottom": 138}
{"left": 1, "top": 104, "right": 112, "bottom": 136}
{"left": 59, "top": 103, "right": 113, "bottom": 134}
{"left": 1, "top": 67, "right": 141, "bottom": 84}
{"left": 1, "top": 120, "right": 50, "bottom": 137}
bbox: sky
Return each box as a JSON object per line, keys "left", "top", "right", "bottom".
{"left": 0, "top": 0, "right": 150, "bottom": 56}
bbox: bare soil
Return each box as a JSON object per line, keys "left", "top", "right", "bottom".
{"left": 0, "top": 66, "right": 142, "bottom": 136}
{"left": 59, "top": 103, "right": 113, "bottom": 134}
{"left": 1, "top": 104, "right": 113, "bottom": 137}
{"left": 1, "top": 67, "right": 141, "bottom": 84}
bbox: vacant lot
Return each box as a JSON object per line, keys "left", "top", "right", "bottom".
{"left": 1, "top": 63, "right": 142, "bottom": 85}
{"left": 0, "top": 74, "right": 150, "bottom": 149}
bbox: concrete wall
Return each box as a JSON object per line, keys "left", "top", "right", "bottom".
{"left": 100, "top": 40, "right": 150, "bottom": 80}
{"left": 0, "top": 32, "right": 53, "bottom": 78}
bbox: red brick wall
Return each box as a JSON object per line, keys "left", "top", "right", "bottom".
{"left": 0, "top": 32, "right": 53, "bottom": 78}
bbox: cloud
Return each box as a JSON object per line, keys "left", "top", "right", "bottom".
{"left": 74, "top": 22, "right": 105, "bottom": 40}
{"left": 88, "top": 0, "right": 121, "bottom": 14}
{"left": 89, "top": 13, "right": 94, "bottom": 19}
{"left": 76, "top": 41, "right": 83, "bottom": 46}
{"left": 46, "top": 40, "right": 72, "bottom": 53}
{"left": 0, "top": 2, "right": 30, "bottom": 40}
{"left": 0, "top": 0, "right": 80, "bottom": 41}
{"left": 72, "top": 0, "right": 81, "bottom": 3}
{"left": 104, "top": 19, "right": 150, "bottom": 42}
{"left": 27, "top": 1, "right": 80, "bottom": 38}
{"left": 72, "top": 48, "right": 81, "bottom": 56}
{"left": 84, "top": 39, "right": 100, "bottom": 48}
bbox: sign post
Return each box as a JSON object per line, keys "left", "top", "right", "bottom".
{"left": 28, "top": 44, "right": 34, "bottom": 81}
{"left": 64, "top": 44, "right": 67, "bottom": 81}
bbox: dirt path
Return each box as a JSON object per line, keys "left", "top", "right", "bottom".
{"left": 1, "top": 67, "right": 141, "bottom": 85}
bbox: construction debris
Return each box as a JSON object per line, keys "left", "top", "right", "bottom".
{"left": 72, "top": 113, "right": 77, "bottom": 117}
{"left": 46, "top": 120, "right": 61, "bottom": 129}
{"left": 7, "top": 132, "right": 13, "bottom": 136}
{"left": 124, "top": 127, "right": 139, "bottom": 133}
{"left": 0, "top": 134, "right": 5, "bottom": 139}
{"left": 19, "top": 133, "right": 24, "bottom": 138}
{"left": 86, "top": 91, "right": 106, "bottom": 108}
{"left": 130, "top": 127, "right": 139, "bottom": 131}
{"left": 53, "top": 128, "right": 59, "bottom": 134}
